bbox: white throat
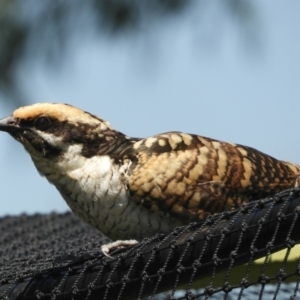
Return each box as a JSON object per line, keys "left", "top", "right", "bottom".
{"left": 30, "top": 145, "right": 130, "bottom": 231}
{"left": 42, "top": 145, "right": 127, "bottom": 202}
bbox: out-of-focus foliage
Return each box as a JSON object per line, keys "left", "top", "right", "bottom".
{"left": 0, "top": 0, "right": 257, "bottom": 106}
{"left": 0, "top": 0, "right": 28, "bottom": 104}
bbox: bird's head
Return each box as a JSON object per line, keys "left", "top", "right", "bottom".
{"left": 0, "top": 103, "right": 128, "bottom": 162}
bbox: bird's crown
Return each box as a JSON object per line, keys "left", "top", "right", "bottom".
{"left": 13, "top": 102, "right": 111, "bottom": 128}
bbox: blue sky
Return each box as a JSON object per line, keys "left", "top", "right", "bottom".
{"left": 0, "top": 0, "right": 299, "bottom": 216}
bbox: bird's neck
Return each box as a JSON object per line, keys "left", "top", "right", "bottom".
{"left": 31, "top": 144, "right": 124, "bottom": 191}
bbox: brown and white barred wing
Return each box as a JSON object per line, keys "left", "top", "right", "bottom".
{"left": 128, "top": 132, "right": 300, "bottom": 222}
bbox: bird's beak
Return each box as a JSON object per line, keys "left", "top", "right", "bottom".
{"left": 0, "top": 116, "right": 18, "bottom": 133}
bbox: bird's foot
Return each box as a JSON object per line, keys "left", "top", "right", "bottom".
{"left": 101, "top": 239, "right": 138, "bottom": 258}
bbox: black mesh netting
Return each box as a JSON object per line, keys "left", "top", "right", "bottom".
{"left": 1, "top": 188, "right": 300, "bottom": 299}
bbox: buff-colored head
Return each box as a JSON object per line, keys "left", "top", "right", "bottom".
{"left": 13, "top": 103, "right": 110, "bottom": 127}
{"left": 0, "top": 103, "right": 121, "bottom": 160}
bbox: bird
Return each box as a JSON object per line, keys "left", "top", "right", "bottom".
{"left": 0, "top": 103, "right": 299, "bottom": 256}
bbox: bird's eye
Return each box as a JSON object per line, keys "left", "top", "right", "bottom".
{"left": 35, "top": 117, "right": 50, "bottom": 130}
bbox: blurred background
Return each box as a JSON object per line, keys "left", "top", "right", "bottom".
{"left": 0, "top": 0, "right": 299, "bottom": 216}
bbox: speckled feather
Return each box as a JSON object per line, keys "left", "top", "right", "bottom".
{"left": 127, "top": 133, "right": 300, "bottom": 222}
{"left": 1, "top": 103, "right": 300, "bottom": 241}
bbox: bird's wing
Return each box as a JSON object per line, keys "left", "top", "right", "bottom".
{"left": 126, "top": 132, "right": 299, "bottom": 222}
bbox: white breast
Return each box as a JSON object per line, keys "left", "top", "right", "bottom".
{"left": 31, "top": 146, "right": 182, "bottom": 240}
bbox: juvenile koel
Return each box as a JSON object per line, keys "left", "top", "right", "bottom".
{"left": 0, "top": 103, "right": 299, "bottom": 254}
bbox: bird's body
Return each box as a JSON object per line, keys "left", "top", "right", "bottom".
{"left": 0, "top": 103, "right": 300, "bottom": 242}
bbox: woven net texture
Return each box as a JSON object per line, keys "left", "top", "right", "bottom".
{"left": 1, "top": 188, "right": 300, "bottom": 299}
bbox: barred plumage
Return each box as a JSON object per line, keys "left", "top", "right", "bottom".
{"left": 0, "top": 103, "right": 299, "bottom": 249}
